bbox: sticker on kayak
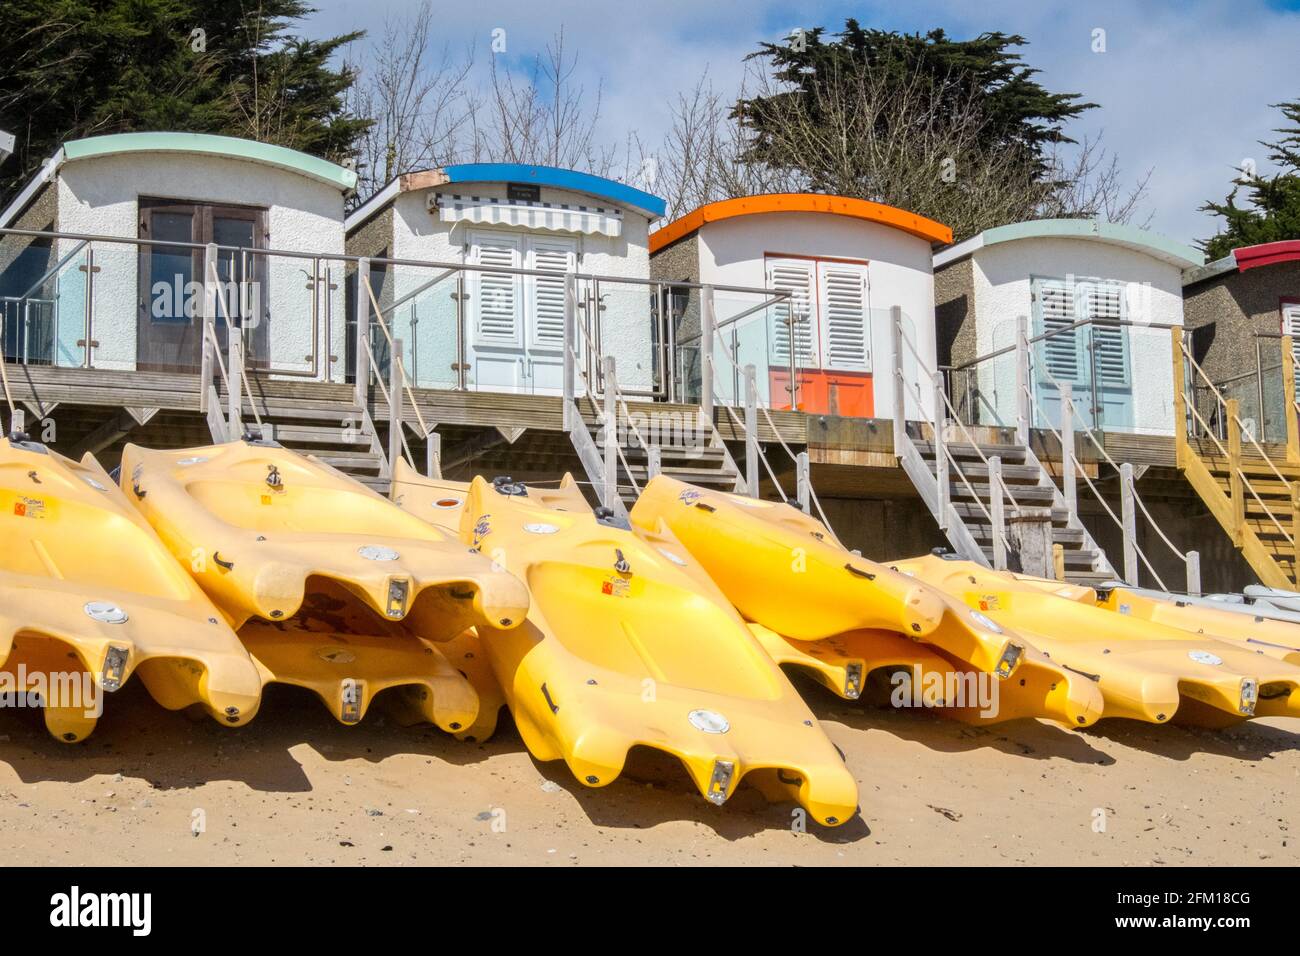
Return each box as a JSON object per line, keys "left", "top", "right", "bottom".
{"left": 358, "top": 545, "right": 400, "bottom": 562}
{"left": 471, "top": 515, "right": 492, "bottom": 549}
{"left": 7, "top": 493, "right": 50, "bottom": 519}
{"left": 1117, "top": 602, "right": 1132, "bottom": 615}
{"left": 523, "top": 522, "right": 560, "bottom": 535}
{"left": 970, "top": 593, "right": 1005, "bottom": 612}
{"left": 601, "top": 576, "right": 631, "bottom": 597}
{"left": 677, "top": 489, "right": 702, "bottom": 505}
{"left": 1188, "top": 650, "right": 1223, "bottom": 666}
{"left": 657, "top": 548, "right": 687, "bottom": 566}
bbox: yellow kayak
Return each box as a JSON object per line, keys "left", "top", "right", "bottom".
{"left": 120, "top": 440, "right": 530, "bottom": 729}
{"left": 0, "top": 437, "right": 262, "bottom": 742}
{"left": 628, "top": 477, "right": 1106, "bottom": 726}
{"left": 896, "top": 554, "right": 1300, "bottom": 726}
{"left": 1096, "top": 585, "right": 1300, "bottom": 667}
{"left": 392, "top": 463, "right": 859, "bottom": 826}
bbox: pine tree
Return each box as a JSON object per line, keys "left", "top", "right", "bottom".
{"left": 0, "top": 0, "right": 370, "bottom": 200}
{"left": 1201, "top": 100, "right": 1300, "bottom": 260}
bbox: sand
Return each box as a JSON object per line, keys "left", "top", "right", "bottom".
{"left": 0, "top": 678, "right": 1295, "bottom": 867}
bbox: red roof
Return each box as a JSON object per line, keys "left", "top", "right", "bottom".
{"left": 1233, "top": 240, "right": 1300, "bottom": 271}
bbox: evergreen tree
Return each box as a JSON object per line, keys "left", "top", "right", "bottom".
{"left": 0, "top": 0, "right": 369, "bottom": 200}
{"left": 1201, "top": 100, "right": 1300, "bottom": 260}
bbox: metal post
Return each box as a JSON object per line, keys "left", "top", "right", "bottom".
{"left": 934, "top": 373, "right": 948, "bottom": 530}
{"left": 228, "top": 324, "right": 242, "bottom": 436}
{"left": 455, "top": 271, "right": 467, "bottom": 390}
{"left": 796, "top": 451, "right": 811, "bottom": 514}
{"left": 563, "top": 271, "right": 577, "bottom": 432}
{"left": 1185, "top": 550, "right": 1201, "bottom": 596}
{"left": 389, "top": 338, "right": 404, "bottom": 470}
{"left": 1061, "top": 382, "right": 1077, "bottom": 517}
{"left": 647, "top": 444, "right": 662, "bottom": 479}
{"left": 890, "top": 306, "right": 905, "bottom": 457}
{"left": 602, "top": 355, "right": 618, "bottom": 508}
{"left": 1120, "top": 462, "right": 1138, "bottom": 584}
{"left": 200, "top": 243, "right": 217, "bottom": 414}
{"left": 426, "top": 429, "right": 442, "bottom": 479}
{"left": 354, "top": 258, "right": 371, "bottom": 409}
{"left": 81, "top": 246, "right": 95, "bottom": 368}
{"left": 1015, "top": 315, "right": 1030, "bottom": 444}
{"left": 744, "top": 363, "right": 760, "bottom": 497}
{"left": 700, "top": 285, "right": 715, "bottom": 420}
{"left": 990, "top": 456, "right": 1007, "bottom": 570}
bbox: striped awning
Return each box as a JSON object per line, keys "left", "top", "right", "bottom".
{"left": 431, "top": 193, "right": 624, "bottom": 237}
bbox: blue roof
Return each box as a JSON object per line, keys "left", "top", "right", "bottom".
{"left": 441, "top": 163, "right": 665, "bottom": 218}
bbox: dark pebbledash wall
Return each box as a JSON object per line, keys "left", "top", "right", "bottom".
{"left": 1182, "top": 260, "right": 1300, "bottom": 385}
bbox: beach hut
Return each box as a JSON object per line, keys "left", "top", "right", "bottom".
{"left": 648, "top": 194, "right": 952, "bottom": 419}
{"left": 933, "top": 219, "right": 1203, "bottom": 436}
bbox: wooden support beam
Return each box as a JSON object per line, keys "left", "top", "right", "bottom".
{"left": 68, "top": 406, "right": 159, "bottom": 458}
{"left": 1170, "top": 326, "right": 1188, "bottom": 469}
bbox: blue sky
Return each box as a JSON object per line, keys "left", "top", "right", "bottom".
{"left": 306, "top": 0, "right": 1300, "bottom": 247}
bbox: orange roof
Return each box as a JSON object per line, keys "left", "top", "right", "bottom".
{"left": 648, "top": 193, "right": 953, "bottom": 253}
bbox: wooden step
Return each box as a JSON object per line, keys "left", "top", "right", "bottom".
{"left": 270, "top": 423, "right": 374, "bottom": 446}
{"left": 949, "top": 482, "right": 1057, "bottom": 504}
{"left": 950, "top": 502, "right": 1070, "bottom": 522}
{"left": 912, "top": 441, "right": 1029, "bottom": 462}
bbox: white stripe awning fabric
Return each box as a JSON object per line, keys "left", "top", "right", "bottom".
{"left": 432, "top": 193, "right": 624, "bottom": 237}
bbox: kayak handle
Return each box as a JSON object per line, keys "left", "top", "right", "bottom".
{"left": 212, "top": 551, "right": 235, "bottom": 571}
{"left": 844, "top": 563, "right": 876, "bottom": 581}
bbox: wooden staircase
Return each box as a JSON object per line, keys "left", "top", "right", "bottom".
{"left": 573, "top": 395, "right": 742, "bottom": 507}
{"left": 912, "top": 436, "right": 1114, "bottom": 585}
{"left": 1173, "top": 329, "right": 1300, "bottom": 589}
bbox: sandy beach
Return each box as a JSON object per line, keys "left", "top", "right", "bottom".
{"left": 0, "top": 675, "right": 1294, "bottom": 867}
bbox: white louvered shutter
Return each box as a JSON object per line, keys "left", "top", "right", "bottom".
{"left": 1081, "top": 280, "right": 1129, "bottom": 387}
{"left": 527, "top": 239, "right": 575, "bottom": 349}
{"left": 766, "top": 259, "right": 818, "bottom": 367}
{"left": 817, "top": 263, "right": 870, "bottom": 371}
{"left": 1284, "top": 304, "right": 1300, "bottom": 399}
{"left": 473, "top": 233, "right": 522, "bottom": 345}
{"left": 1032, "top": 276, "right": 1082, "bottom": 384}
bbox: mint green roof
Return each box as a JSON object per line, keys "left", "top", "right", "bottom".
{"left": 934, "top": 218, "right": 1203, "bottom": 270}
{"left": 62, "top": 132, "right": 357, "bottom": 191}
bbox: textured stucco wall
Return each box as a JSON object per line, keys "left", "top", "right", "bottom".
{"left": 691, "top": 212, "right": 939, "bottom": 420}
{"left": 1183, "top": 262, "right": 1300, "bottom": 383}
{"left": 54, "top": 152, "right": 346, "bottom": 375}
{"left": 969, "top": 238, "right": 1186, "bottom": 435}
{"left": 382, "top": 182, "right": 655, "bottom": 393}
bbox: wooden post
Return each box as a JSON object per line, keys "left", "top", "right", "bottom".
{"left": 1227, "top": 397, "right": 1244, "bottom": 546}
{"left": 1170, "top": 326, "right": 1187, "bottom": 468}
{"left": 934, "top": 373, "right": 948, "bottom": 530}
{"left": 1282, "top": 335, "right": 1299, "bottom": 464}
{"left": 1120, "top": 462, "right": 1138, "bottom": 585}
{"left": 796, "top": 451, "right": 811, "bottom": 513}
{"left": 563, "top": 271, "right": 576, "bottom": 433}
{"left": 200, "top": 243, "right": 217, "bottom": 416}
{"left": 389, "top": 338, "right": 404, "bottom": 470}
{"left": 1052, "top": 542, "right": 1066, "bottom": 582}
{"left": 990, "top": 455, "right": 1007, "bottom": 570}
{"left": 700, "top": 285, "right": 715, "bottom": 421}
{"left": 1291, "top": 486, "right": 1300, "bottom": 587}
{"left": 354, "top": 258, "right": 371, "bottom": 410}
{"left": 890, "top": 306, "right": 905, "bottom": 457}
{"left": 603, "top": 356, "right": 618, "bottom": 508}
{"left": 1185, "top": 551, "right": 1201, "bottom": 596}
{"left": 744, "top": 363, "right": 760, "bottom": 497}
{"left": 1015, "top": 315, "right": 1031, "bottom": 445}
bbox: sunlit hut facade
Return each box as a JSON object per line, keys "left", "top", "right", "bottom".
{"left": 344, "top": 164, "right": 666, "bottom": 396}
{"left": 933, "top": 219, "right": 1204, "bottom": 437}
{"left": 0, "top": 132, "right": 355, "bottom": 377}
{"left": 1182, "top": 241, "right": 1300, "bottom": 445}
{"left": 648, "top": 194, "right": 953, "bottom": 419}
